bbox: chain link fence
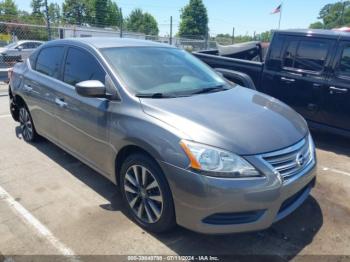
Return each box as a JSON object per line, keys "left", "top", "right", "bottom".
{"left": 0, "top": 21, "right": 217, "bottom": 82}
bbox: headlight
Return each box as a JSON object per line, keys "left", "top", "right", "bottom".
{"left": 180, "top": 140, "right": 261, "bottom": 178}
{"left": 308, "top": 133, "right": 316, "bottom": 161}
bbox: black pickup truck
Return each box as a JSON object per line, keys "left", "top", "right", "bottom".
{"left": 194, "top": 29, "right": 350, "bottom": 137}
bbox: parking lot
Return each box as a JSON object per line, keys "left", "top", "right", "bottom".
{"left": 0, "top": 92, "right": 350, "bottom": 260}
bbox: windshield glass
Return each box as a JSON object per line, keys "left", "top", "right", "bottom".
{"left": 4, "top": 42, "right": 18, "bottom": 49}
{"left": 101, "top": 47, "right": 229, "bottom": 96}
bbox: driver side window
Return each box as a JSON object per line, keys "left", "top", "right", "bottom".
{"left": 63, "top": 47, "right": 106, "bottom": 86}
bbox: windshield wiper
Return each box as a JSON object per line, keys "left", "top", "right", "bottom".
{"left": 191, "top": 85, "right": 228, "bottom": 95}
{"left": 135, "top": 92, "right": 177, "bottom": 98}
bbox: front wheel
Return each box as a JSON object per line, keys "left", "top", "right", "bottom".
{"left": 120, "top": 153, "right": 176, "bottom": 233}
{"left": 18, "top": 106, "right": 38, "bottom": 142}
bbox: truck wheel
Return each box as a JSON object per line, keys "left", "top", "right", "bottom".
{"left": 119, "top": 153, "right": 176, "bottom": 233}
{"left": 18, "top": 106, "right": 38, "bottom": 142}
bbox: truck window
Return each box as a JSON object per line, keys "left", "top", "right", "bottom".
{"left": 266, "top": 34, "right": 284, "bottom": 69}
{"left": 283, "top": 40, "right": 298, "bottom": 68}
{"left": 338, "top": 46, "right": 350, "bottom": 77}
{"left": 294, "top": 40, "right": 329, "bottom": 72}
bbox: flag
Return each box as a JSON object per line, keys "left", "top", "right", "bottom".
{"left": 271, "top": 4, "right": 282, "bottom": 14}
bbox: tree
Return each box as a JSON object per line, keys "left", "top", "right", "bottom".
{"left": 309, "top": 21, "right": 324, "bottom": 29}
{"left": 178, "top": 0, "right": 208, "bottom": 39}
{"left": 62, "top": 0, "right": 88, "bottom": 25}
{"left": 95, "top": 0, "right": 107, "bottom": 27}
{"left": 105, "top": 0, "right": 122, "bottom": 27}
{"left": 142, "top": 13, "right": 159, "bottom": 35}
{"left": 126, "top": 9, "right": 159, "bottom": 35}
{"left": 31, "top": 0, "right": 43, "bottom": 19}
{"left": 256, "top": 31, "right": 271, "bottom": 42}
{"left": 48, "top": 3, "right": 61, "bottom": 25}
{"left": 0, "top": 0, "right": 18, "bottom": 21}
{"left": 310, "top": 1, "right": 350, "bottom": 29}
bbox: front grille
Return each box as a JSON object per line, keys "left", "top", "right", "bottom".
{"left": 261, "top": 135, "right": 314, "bottom": 182}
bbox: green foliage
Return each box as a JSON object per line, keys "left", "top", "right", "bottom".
{"left": 309, "top": 21, "right": 324, "bottom": 29}
{"left": 31, "top": 0, "right": 43, "bottom": 18}
{"left": 178, "top": 0, "right": 208, "bottom": 38}
{"left": 48, "top": 3, "right": 61, "bottom": 25}
{"left": 256, "top": 31, "right": 271, "bottom": 42}
{"left": 95, "top": 0, "right": 107, "bottom": 27}
{"left": 0, "top": 0, "right": 18, "bottom": 21}
{"left": 310, "top": 1, "right": 350, "bottom": 29}
{"left": 63, "top": 0, "right": 88, "bottom": 25}
{"left": 126, "top": 8, "right": 159, "bottom": 35}
{"left": 105, "top": 0, "right": 122, "bottom": 27}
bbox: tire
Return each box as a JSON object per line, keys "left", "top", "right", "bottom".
{"left": 18, "top": 106, "right": 38, "bottom": 142}
{"left": 9, "top": 90, "right": 19, "bottom": 122}
{"left": 119, "top": 153, "right": 176, "bottom": 233}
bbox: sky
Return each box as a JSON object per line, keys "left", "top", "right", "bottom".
{"left": 14, "top": 0, "right": 339, "bottom": 36}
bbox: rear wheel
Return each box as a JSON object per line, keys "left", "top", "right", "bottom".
{"left": 120, "top": 153, "right": 176, "bottom": 233}
{"left": 18, "top": 106, "right": 38, "bottom": 142}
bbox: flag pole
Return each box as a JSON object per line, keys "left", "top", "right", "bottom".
{"left": 278, "top": 3, "right": 283, "bottom": 29}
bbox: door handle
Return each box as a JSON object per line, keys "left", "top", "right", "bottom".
{"left": 281, "top": 77, "right": 296, "bottom": 82}
{"left": 329, "top": 86, "right": 348, "bottom": 94}
{"left": 55, "top": 98, "right": 68, "bottom": 108}
{"left": 23, "top": 84, "right": 33, "bottom": 92}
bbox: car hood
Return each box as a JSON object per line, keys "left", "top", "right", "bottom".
{"left": 140, "top": 86, "right": 308, "bottom": 155}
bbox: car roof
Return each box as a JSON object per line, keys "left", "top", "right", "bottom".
{"left": 46, "top": 37, "right": 174, "bottom": 49}
{"left": 17, "top": 40, "right": 44, "bottom": 44}
{"left": 275, "top": 29, "right": 350, "bottom": 39}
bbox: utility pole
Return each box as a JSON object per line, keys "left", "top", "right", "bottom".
{"left": 119, "top": 7, "right": 123, "bottom": 38}
{"left": 232, "top": 27, "right": 235, "bottom": 44}
{"left": 44, "top": 0, "right": 51, "bottom": 40}
{"left": 169, "top": 16, "right": 173, "bottom": 45}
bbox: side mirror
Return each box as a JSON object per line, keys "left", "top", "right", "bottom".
{"left": 215, "top": 68, "right": 256, "bottom": 90}
{"left": 75, "top": 80, "right": 106, "bottom": 98}
{"left": 16, "top": 46, "right": 23, "bottom": 51}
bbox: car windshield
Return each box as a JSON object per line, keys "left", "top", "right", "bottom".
{"left": 101, "top": 47, "right": 230, "bottom": 97}
{"left": 4, "top": 42, "right": 18, "bottom": 49}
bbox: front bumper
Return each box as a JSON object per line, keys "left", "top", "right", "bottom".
{"left": 160, "top": 158, "right": 317, "bottom": 234}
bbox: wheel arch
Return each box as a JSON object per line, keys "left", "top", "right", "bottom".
{"left": 115, "top": 144, "right": 162, "bottom": 185}
{"left": 9, "top": 88, "right": 26, "bottom": 122}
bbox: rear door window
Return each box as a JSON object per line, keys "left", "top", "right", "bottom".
{"left": 63, "top": 47, "right": 106, "bottom": 86}
{"left": 337, "top": 45, "right": 350, "bottom": 77}
{"left": 283, "top": 40, "right": 298, "bottom": 68}
{"left": 35, "top": 46, "right": 65, "bottom": 79}
{"left": 294, "top": 40, "right": 329, "bottom": 72}
{"left": 282, "top": 38, "right": 330, "bottom": 72}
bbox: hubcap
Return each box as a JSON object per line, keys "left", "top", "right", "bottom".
{"left": 123, "top": 165, "right": 163, "bottom": 224}
{"left": 19, "top": 108, "right": 33, "bottom": 141}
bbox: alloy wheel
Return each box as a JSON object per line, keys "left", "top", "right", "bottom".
{"left": 123, "top": 165, "right": 163, "bottom": 224}
{"left": 19, "top": 107, "right": 34, "bottom": 141}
